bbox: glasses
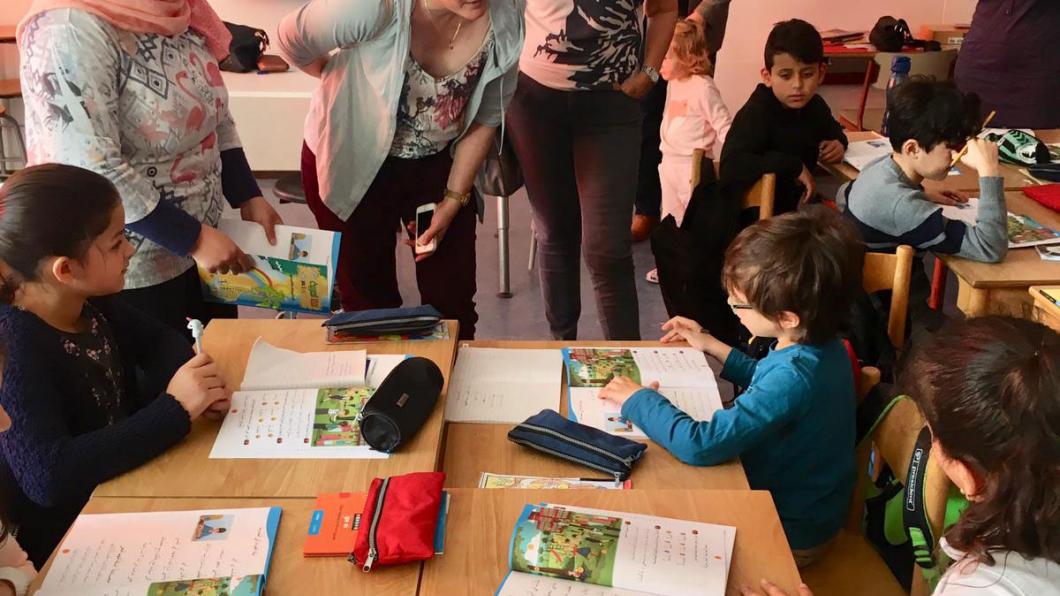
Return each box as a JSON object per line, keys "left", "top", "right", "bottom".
{"left": 728, "top": 301, "right": 753, "bottom": 312}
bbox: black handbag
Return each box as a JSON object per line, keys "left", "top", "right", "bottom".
{"left": 474, "top": 133, "right": 523, "bottom": 197}
{"left": 219, "top": 22, "right": 269, "bottom": 73}
{"left": 358, "top": 357, "right": 444, "bottom": 453}
{"left": 870, "top": 16, "right": 941, "bottom": 52}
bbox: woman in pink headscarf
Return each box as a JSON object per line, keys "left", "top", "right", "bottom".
{"left": 17, "top": 0, "right": 283, "bottom": 337}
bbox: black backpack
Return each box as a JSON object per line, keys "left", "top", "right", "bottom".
{"left": 870, "top": 17, "right": 942, "bottom": 52}
{"left": 219, "top": 22, "right": 270, "bottom": 73}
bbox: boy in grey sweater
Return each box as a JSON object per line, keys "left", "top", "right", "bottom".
{"left": 840, "top": 80, "right": 1007, "bottom": 264}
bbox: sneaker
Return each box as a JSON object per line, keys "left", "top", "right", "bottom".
{"left": 631, "top": 214, "right": 658, "bottom": 243}
{"left": 645, "top": 268, "right": 659, "bottom": 284}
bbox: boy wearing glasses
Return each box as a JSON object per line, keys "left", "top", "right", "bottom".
{"left": 600, "top": 206, "right": 863, "bottom": 567}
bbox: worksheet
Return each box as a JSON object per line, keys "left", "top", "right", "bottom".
{"left": 37, "top": 507, "right": 280, "bottom": 596}
{"left": 211, "top": 355, "right": 406, "bottom": 459}
{"left": 444, "top": 347, "right": 563, "bottom": 423}
{"left": 240, "top": 339, "right": 368, "bottom": 390}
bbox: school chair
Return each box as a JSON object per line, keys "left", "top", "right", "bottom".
{"left": 863, "top": 245, "right": 914, "bottom": 351}
{"left": 699, "top": 150, "right": 776, "bottom": 220}
{"left": 839, "top": 50, "right": 959, "bottom": 132}
{"left": 800, "top": 369, "right": 951, "bottom": 596}
{"left": 0, "top": 79, "right": 26, "bottom": 180}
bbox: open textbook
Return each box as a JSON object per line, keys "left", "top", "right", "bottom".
{"left": 496, "top": 503, "right": 735, "bottom": 596}
{"left": 562, "top": 348, "right": 723, "bottom": 439}
{"left": 37, "top": 507, "right": 280, "bottom": 596}
{"left": 211, "top": 343, "right": 407, "bottom": 459}
{"left": 444, "top": 347, "right": 563, "bottom": 423}
{"left": 199, "top": 220, "right": 340, "bottom": 314}
{"left": 479, "top": 473, "right": 630, "bottom": 490}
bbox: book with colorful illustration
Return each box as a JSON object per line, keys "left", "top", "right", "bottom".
{"left": 36, "top": 507, "right": 281, "bottom": 596}
{"left": 496, "top": 503, "right": 735, "bottom": 595}
{"left": 199, "top": 220, "right": 340, "bottom": 314}
{"left": 479, "top": 473, "right": 631, "bottom": 490}
{"left": 303, "top": 491, "right": 450, "bottom": 557}
{"left": 1007, "top": 212, "right": 1060, "bottom": 248}
{"left": 561, "top": 348, "right": 723, "bottom": 439}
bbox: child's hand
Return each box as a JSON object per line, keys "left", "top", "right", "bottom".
{"left": 818, "top": 140, "right": 845, "bottom": 164}
{"left": 960, "top": 138, "right": 1000, "bottom": 178}
{"left": 797, "top": 165, "right": 817, "bottom": 204}
{"left": 741, "top": 579, "right": 814, "bottom": 596}
{"left": 167, "top": 353, "right": 232, "bottom": 420}
{"left": 925, "top": 189, "right": 969, "bottom": 206}
{"left": 599, "top": 376, "right": 659, "bottom": 407}
{"left": 202, "top": 397, "right": 231, "bottom": 421}
{"left": 661, "top": 316, "right": 712, "bottom": 351}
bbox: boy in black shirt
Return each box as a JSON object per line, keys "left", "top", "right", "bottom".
{"left": 721, "top": 19, "right": 847, "bottom": 215}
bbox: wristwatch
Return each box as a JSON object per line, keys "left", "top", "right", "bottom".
{"left": 443, "top": 188, "right": 472, "bottom": 208}
{"left": 642, "top": 65, "right": 660, "bottom": 84}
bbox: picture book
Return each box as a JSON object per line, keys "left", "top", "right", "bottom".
{"left": 325, "top": 322, "right": 451, "bottom": 344}
{"left": 209, "top": 354, "right": 407, "bottom": 459}
{"left": 37, "top": 507, "right": 281, "bottom": 596}
{"left": 240, "top": 339, "right": 368, "bottom": 391}
{"left": 562, "top": 348, "right": 723, "bottom": 439}
{"left": 444, "top": 348, "right": 563, "bottom": 424}
{"left": 1037, "top": 245, "right": 1060, "bottom": 262}
{"left": 496, "top": 503, "right": 735, "bottom": 596}
{"left": 303, "top": 491, "right": 450, "bottom": 557}
{"left": 843, "top": 138, "right": 892, "bottom": 171}
{"left": 479, "top": 473, "right": 630, "bottom": 490}
{"left": 1007, "top": 212, "right": 1060, "bottom": 248}
{"left": 198, "top": 220, "right": 340, "bottom": 314}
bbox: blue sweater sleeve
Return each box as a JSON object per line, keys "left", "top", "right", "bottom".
{"left": 720, "top": 349, "right": 757, "bottom": 387}
{"left": 220, "top": 147, "right": 263, "bottom": 208}
{"left": 620, "top": 367, "right": 812, "bottom": 466}
{"left": 124, "top": 199, "right": 202, "bottom": 256}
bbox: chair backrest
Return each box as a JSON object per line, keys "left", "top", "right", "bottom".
{"left": 871, "top": 50, "right": 959, "bottom": 90}
{"left": 862, "top": 245, "right": 914, "bottom": 350}
{"left": 703, "top": 154, "right": 775, "bottom": 220}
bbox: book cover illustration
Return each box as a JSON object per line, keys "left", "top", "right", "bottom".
{"left": 565, "top": 349, "right": 641, "bottom": 388}
{"left": 479, "top": 473, "right": 629, "bottom": 490}
{"left": 1008, "top": 212, "right": 1060, "bottom": 248}
{"left": 147, "top": 575, "right": 263, "bottom": 596}
{"left": 311, "top": 388, "right": 373, "bottom": 447}
{"left": 304, "top": 492, "right": 366, "bottom": 557}
{"left": 512, "top": 506, "right": 623, "bottom": 585}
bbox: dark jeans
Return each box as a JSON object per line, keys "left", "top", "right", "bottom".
{"left": 508, "top": 72, "right": 642, "bottom": 340}
{"left": 634, "top": 80, "right": 667, "bottom": 218}
{"left": 121, "top": 266, "right": 237, "bottom": 341}
{"left": 301, "top": 144, "right": 478, "bottom": 339}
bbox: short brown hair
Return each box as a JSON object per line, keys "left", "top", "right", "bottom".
{"left": 671, "top": 19, "right": 712, "bottom": 76}
{"left": 722, "top": 206, "right": 864, "bottom": 343}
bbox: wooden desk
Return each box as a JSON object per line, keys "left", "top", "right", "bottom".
{"left": 441, "top": 341, "right": 749, "bottom": 490}
{"left": 940, "top": 193, "right": 1060, "bottom": 317}
{"left": 29, "top": 497, "right": 419, "bottom": 596}
{"left": 0, "top": 25, "right": 15, "bottom": 44}
{"left": 96, "top": 319, "right": 459, "bottom": 498}
{"left": 420, "top": 489, "right": 802, "bottom": 596}
{"left": 1029, "top": 286, "right": 1060, "bottom": 332}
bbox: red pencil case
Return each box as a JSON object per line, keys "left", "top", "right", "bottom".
{"left": 1023, "top": 184, "right": 1060, "bottom": 212}
{"left": 350, "top": 471, "right": 445, "bottom": 572}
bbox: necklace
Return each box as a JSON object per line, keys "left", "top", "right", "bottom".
{"left": 422, "top": 0, "right": 463, "bottom": 50}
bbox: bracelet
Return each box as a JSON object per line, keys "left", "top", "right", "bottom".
{"left": 443, "top": 188, "right": 472, "bottom": 208}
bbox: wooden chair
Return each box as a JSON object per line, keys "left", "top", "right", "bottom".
{"left": 698, "top": 150, "right": 776, "bottom": 220}
{"left": 863, "top": 245, "right": 914, "bottom": 351}
{"left": 801, "top": 369, "right": 951, "bottom": 596}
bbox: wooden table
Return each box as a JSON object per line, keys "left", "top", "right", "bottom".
{"left": 441, "top": 340, "right": 749, "bottom": 490}
{"left": 95, "top": 319, "right": 460, "bottom": 498}
{"left": 939, "top": 192, "right": 1060, "bottom": 317}
{"left": 1029, "top": 286, "right": 1060, "bottom": 331}
{"left": 29, "top": 497, "right": 419, "bottom": 596}
{"left": 420, "top": 489, "right": 802, "bottom": 596}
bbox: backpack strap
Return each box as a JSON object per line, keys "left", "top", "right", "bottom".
{"left": 855, "top": 385, "right": 901, "bottom": 446}
{"left": 903, "top": 426, "right": 936, "bottom": 568}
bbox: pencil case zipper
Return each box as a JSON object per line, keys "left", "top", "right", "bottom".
{"left": 330, "top": 316, "right": 439, "bottom": 330}
{"left": 358, "top": 476, "right": 390, "bottom": 572}
{"left": 508, "top": 437, "right": 624, "bottom": 482}
{"left": 513, "top": 422, "right": 635, "bottom": 480}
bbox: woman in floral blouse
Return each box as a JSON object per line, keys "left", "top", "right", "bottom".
{"left": 278, "top": 0, "right": 525, "bottom": 339}
{"left": 17, "top": 0, "right": 283, "bottom": 336}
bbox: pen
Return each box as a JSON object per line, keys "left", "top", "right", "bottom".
{"left": 950, "top": 109, "right": 996, "bottom": 168}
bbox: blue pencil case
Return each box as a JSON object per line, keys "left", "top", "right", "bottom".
{"left": 323, "top": 305, "right": 441, "bottom": 334}
{"left": 507, "top": 409, "right": 647, "bottom": 481}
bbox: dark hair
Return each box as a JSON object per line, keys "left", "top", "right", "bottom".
{"left": 899, "top": 316, "right": 1060, "bottom": 566}
{"left": 0, "top": 164, "right": 121, "bottom": 303}
{"left": 722, "top": 205, "right": 864, "bottom": 344}
{"left": 764, "top": 19, "right": 824, "bottom": 70}
{"left": 886, "top": 78, "right": 981, "bottom": 152}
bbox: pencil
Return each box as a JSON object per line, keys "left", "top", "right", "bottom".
{"left": 950, "top": 109, "right": 997, "bottom": 168}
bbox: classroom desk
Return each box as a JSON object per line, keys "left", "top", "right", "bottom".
{"left": 28, "top": 497, "right": 420, "bottom": 596}
{"left": 1030, "top": 286, "right": 1060, "bottom": 332}
{"left": 939, "top": 192, "right": 1060, "bottom": 318}
{"left": 441, "top": 340, "right": 750, "bottom": 490}
{"left": 95, "top": 319, "right": 460, "bottom": 499}
{"left": 419, "top": 489, "right": 802, "bottom": 596}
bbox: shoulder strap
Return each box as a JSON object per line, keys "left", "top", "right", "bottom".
{"left": 904, "top": 426, "right": 936, "bottom": 568}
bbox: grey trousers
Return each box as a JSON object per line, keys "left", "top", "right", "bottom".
{"left": 508, "top": 72, "right": 642, "bottom": 340}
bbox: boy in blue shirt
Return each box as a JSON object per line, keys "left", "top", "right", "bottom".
{"left": 600, "top": 206, "right": 862, "bottom": 566}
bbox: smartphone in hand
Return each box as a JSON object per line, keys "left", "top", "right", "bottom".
{"left": 415, "top": 202, "right": 437, "bottom": 255}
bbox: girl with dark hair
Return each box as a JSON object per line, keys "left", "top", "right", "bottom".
{"left": 0, "top": 164, "right": 232, "bottom": 566}
{"left": 0, "top": 343, "right": 37, "bottom": 596}
{"left": 745, "top": 316, "right": 1060, "bottom": 595}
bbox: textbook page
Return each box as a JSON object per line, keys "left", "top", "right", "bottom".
{"left": 568, "top": 386, "right": 722, "bottom": 439}
{"left": 941, "top": 197, "right": 980, "bottom": 226}
{"left": 37, "top": 507, "right": 280, "bottom": 596}
{"left": 444, "top": 347, "right": 563, "bottom": 423}
{"left": 500, "top": 504, "right": 734, "bottom": 595}
{"left": 240, "top": 339, "right": 368, "bottom": 390}
{"left": 843, "top": 138, "right": 891, "bottom": 171}
{"left": 211, "top": 355, "right": 405, "bottom": 459}
{"left": 479, "top": 473, "right": 629, "bottom": 490}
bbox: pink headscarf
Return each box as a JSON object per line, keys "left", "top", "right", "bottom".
{"left": 17, "top": 0, "right": 232, "bottom": 61}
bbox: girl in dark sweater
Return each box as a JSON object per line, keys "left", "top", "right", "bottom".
{"left": 0, "top": 165, "right": 232, "bottom": 566}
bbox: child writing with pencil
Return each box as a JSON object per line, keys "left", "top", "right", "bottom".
{"left": 0, "top": 165, "right": 231, "bottom": 566}
{"left": 600, "top": 206, "right": 863, "bottom": 567}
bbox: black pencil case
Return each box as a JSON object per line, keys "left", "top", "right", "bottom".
{"left": 507, "top": 409, "right": 647, "bottom": 481}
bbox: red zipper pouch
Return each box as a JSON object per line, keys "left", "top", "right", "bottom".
{"left": 350, "top": 471, "right": 444, "bottom": 572}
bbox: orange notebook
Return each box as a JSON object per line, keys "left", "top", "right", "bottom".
{"left": 303, "top": 492, "right": 367, "bottom": 557}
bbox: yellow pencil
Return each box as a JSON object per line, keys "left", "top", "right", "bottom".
{"left": 951, "top": 110, "right": 997, "bottom": 168}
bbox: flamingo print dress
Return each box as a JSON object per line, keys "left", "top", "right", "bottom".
{"left": 19, "top": 8, "right": 247, "bottom": 289}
